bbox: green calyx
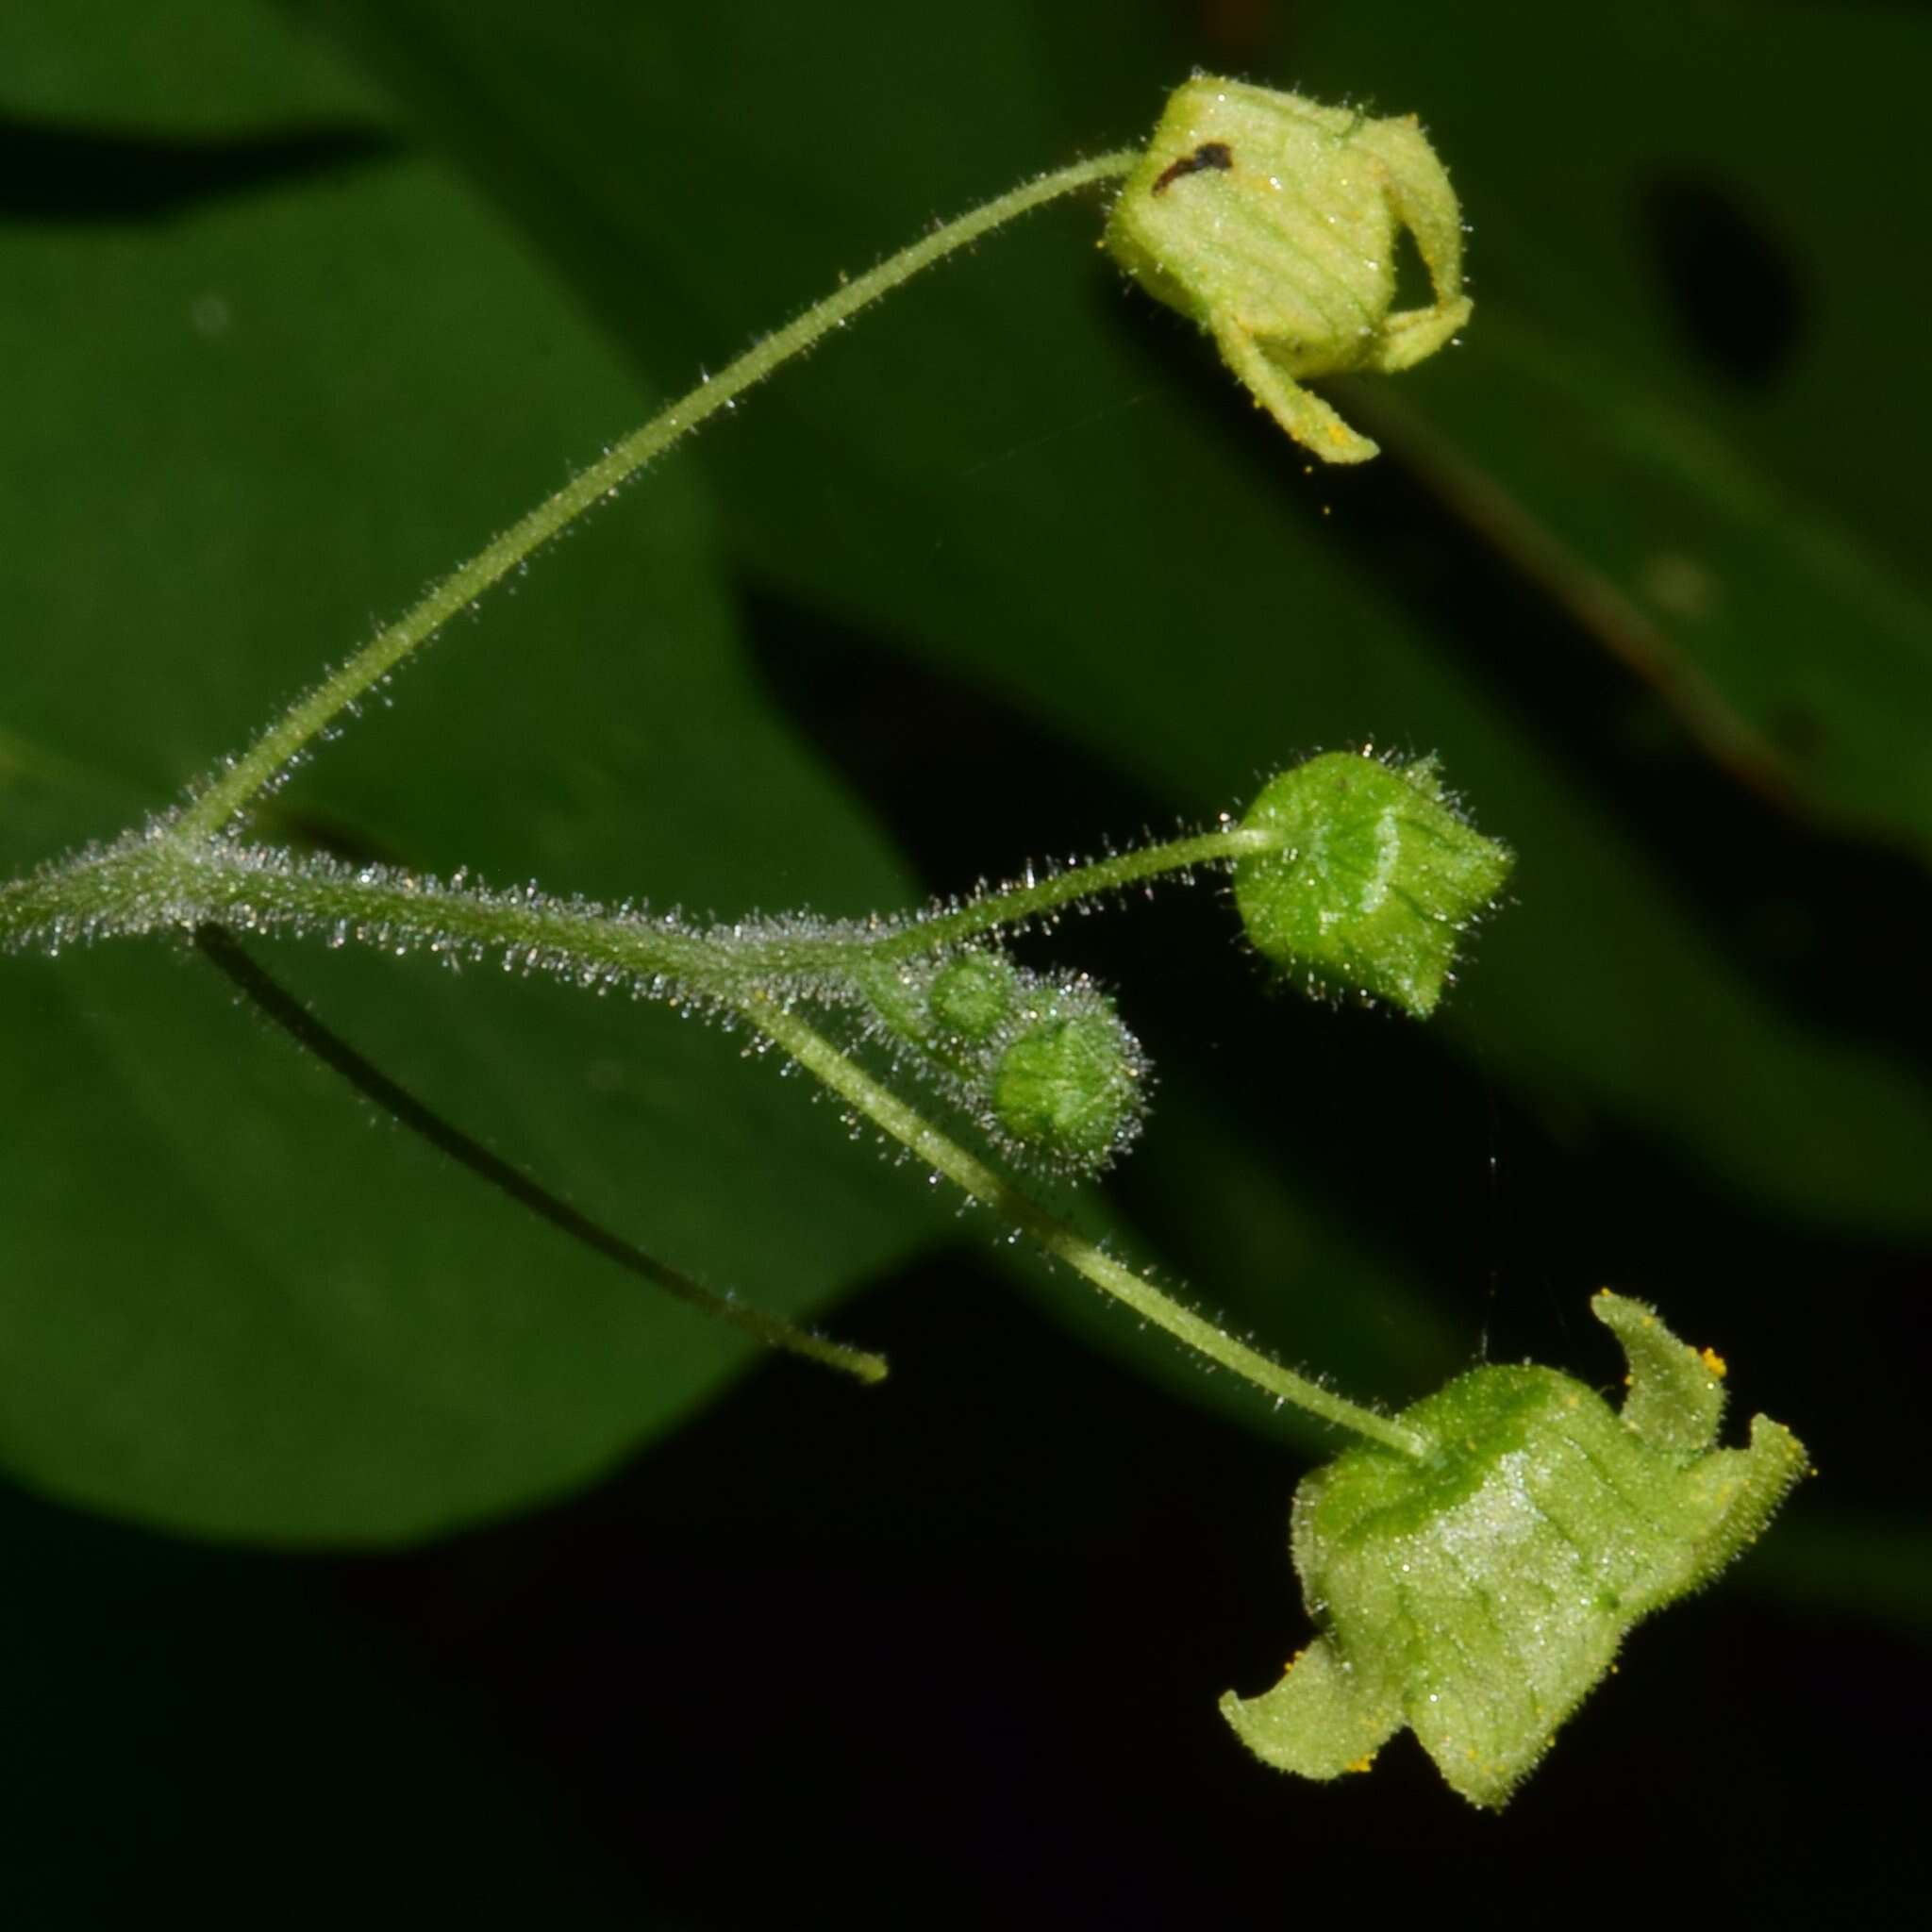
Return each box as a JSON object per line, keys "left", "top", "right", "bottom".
{"left": 1233, "top": 751, "right": 1512, "bottom": 1018}
{"left": 1105, "top": 77, "right": 1472, "bottom": 463}
{"left": 1221, "top": 1291, "right": 1807, "bottom": 1808}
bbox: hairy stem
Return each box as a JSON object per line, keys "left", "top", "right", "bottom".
{"left": 6, "top": 819, "right": 1281, "bottom": 998}
{"left": 173, "top": 148, "right": 1139, "bottom": 841}
{"left": 749, "top": 994, "right": 1427, "bottom": 1457}
{"left": 866, "top": 824, "right": 1279, "bottom": 958}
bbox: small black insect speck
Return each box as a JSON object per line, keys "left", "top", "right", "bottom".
{"left": 1151, "top": 141, "right": 1234, "bottom": 196}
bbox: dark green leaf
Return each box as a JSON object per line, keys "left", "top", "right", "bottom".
{"left": 1299, "top": 2, "right": 1932, "bottom": 858}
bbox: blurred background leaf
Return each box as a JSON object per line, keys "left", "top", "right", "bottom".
{"left": 1311, "top": 2, "right": 1932, "bottom": 859}
{"left": 2, "top": 0, "right": 1928, "bottom": 1918}
{"left": 0, "top": 0, "right": 943, "bottom": 1540}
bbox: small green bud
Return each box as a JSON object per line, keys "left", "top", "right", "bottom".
{"left": 928, "top": 950, "right": 1017, "bottom": 1041}
{"left": 1233, "top": 751, "right": 1511, "bottom": 1019}
{"left": 1106, "top": 77, "right": 1472, "bottom": 463}
{"left": 1222, "top": 1291, "right": 1807, "bottom": 1808}
{"left": 990, "top": 992, "right": 1145, "bottom": 1172}
{"left": 852, "top": 947, "right": 1018, "bottom": 1053}
{"left": 853, "top": 951, "right": 1149, "bottom": 1177}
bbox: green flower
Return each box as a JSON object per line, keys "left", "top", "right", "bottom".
{"left": 1223, "top": 1291, "right": 1807, "bottom": 1807}
{"left": 1106, "top": 78, "right": 1472, "bottom": 463}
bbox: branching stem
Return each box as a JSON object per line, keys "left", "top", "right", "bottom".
{"left": 749, "top": 995, "right": 1427, "bottom": 1456}
{"left": 3, "top": 820, "right": 1282, "bottom": 995}
{"left": 0, "top": 133, "right": 1444, "bottom": 1437}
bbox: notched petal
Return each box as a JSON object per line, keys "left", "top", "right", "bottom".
{"left": 1219, "top": 1638, "right": 1402, "bottom": 1781}
{"left": 1593, "top": 1287, "right": 1726, "bottom": 1458}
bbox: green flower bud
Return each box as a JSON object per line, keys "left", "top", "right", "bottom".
{"left": 1106, "top": 77, "right": 1473, "bottom": 463}
{"left": 1233, "top": 751, "right": 1511, "bottom": 1019}
{"left": 928, "top": 949, "right": 1017, "bottom": 1041}
{"left": 1222, "top": 1291, "right": 1807, "bottom": 1808}
{"left": 990, "top": 990, "right": 1145, "bottom": 1172}
{"left": 853, "top": 952, "right": 1150, "bottom": 1177}
{"left": 851, "top": 946, "right": 1019, "bottom": 1054}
